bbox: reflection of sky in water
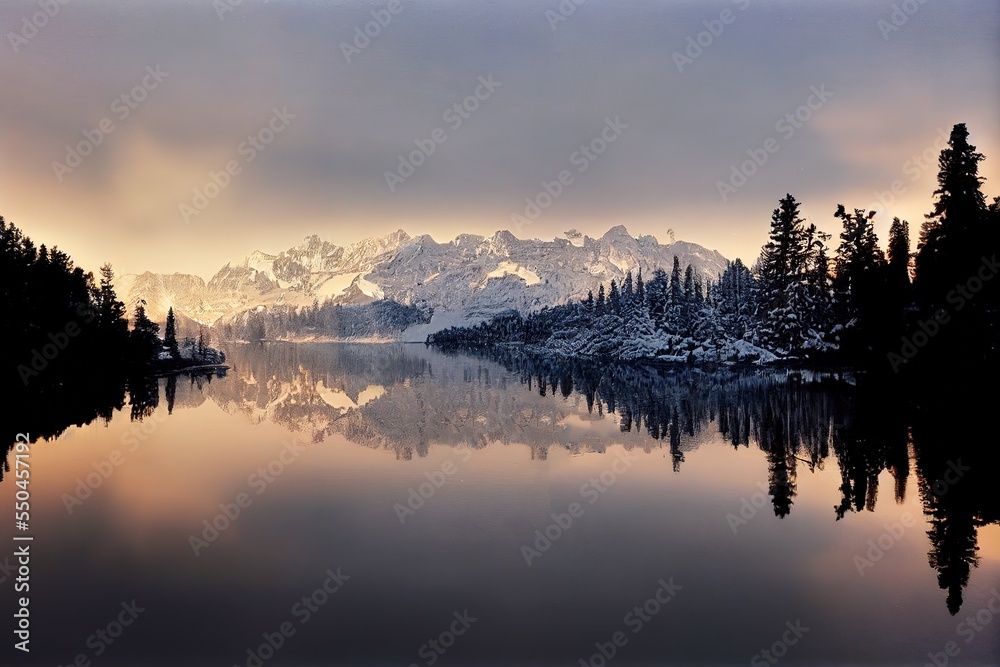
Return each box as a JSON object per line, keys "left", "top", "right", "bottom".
{"left": 1, "top": 344, "right": 997, "bottom": 666}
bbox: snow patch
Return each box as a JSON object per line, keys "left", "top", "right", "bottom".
{"left": 356, "top": 276, "right": 385, "bottom": 299}
{"left": 318, "top": 381, "right": 357, "bottom": 411}
{"left": 315, "top": 273, "right": 360, "bottom": 299}
{"left": 401, "top": 309, "right": 484, "bottom": 343}
{"left": 357, "top": 385, "right": 386, "bottom": 406}
{"left": 484, "top": 261, "right": 541, "bottom": 286}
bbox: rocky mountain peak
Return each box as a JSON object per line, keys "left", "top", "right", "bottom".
{"left": 120, "top": 226, "right": 731, "bottom": 337}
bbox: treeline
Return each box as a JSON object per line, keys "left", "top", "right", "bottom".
{"left": 0, "top": 216, "right": 225, "bottom": 461}
{"left": 2, "top": 217, "right": 225, "bottom": 394}
{"left": 3, "top": 218, "right": 143, "bottom": 389}
{"left": 431, "top": 123, "right": 1000, "bottom": 374}
{"left": 216, "top": 298, "right": 431, "bottom": 341}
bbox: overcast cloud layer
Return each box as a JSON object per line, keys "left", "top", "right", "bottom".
{"left": 0, "top": 0, "right": 997, "bottom": 278}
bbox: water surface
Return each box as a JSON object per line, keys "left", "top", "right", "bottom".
{"left": 2, "top": 343, "right": 998, "bottom": 666}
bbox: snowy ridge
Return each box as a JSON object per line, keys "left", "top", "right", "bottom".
{"left": 121, "top": 226, "right": 730, "bottom": 337}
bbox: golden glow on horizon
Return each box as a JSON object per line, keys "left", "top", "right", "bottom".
{"left": 5, "top": 132, "right": 997, "bottom": 283}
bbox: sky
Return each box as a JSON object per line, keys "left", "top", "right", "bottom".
{"left": 1, "top": 0, "right": 997, "bottom": 280}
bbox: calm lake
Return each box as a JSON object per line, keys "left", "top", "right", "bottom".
{"left": 2, "top": 342, "right": 999, "bottom": 666}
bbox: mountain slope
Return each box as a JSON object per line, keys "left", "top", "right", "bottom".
{"left": 119, "top": 226, "right": 730, "bottom": 335}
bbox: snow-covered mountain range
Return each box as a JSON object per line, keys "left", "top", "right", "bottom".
{"left": 118, "top": 226, "right": 729, "bottom": 337}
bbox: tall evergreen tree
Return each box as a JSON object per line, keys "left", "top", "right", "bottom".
{"left": 911, "top": 123, "right": 996, "bottom": 371}
{"left": 759, "top": 194, "right": 809, "bottom": 295}
{"left": 887, "top": 217, "right": 911, "bottom": 290}
{"left": 914, "top": 123, "right": 989, "bottom": 303}
{"left": 683, "top": 265, "right": 694, "bottom": 303}
{"left": 198, "top": 325, "right": 207, "bottom": 361}
{"left": 608, "top": 279, "right": 621, "bottom": 314}
{"left": 752, "top": 194, "right": 833, "bottom": 355}
{"left": 718, "top": 259, "right": 754, "bottom": 340}
{"left": 834, "top": 206, "right": 885, "bottom": 305}
{"left": 923, "top": 124, "right": 987, "bottom": 239}
{"left": 805, "top": 225, "right": 835, "bottom": 345}
{"left": 646, "top": 268, "right": 668, "bottom": 327}
{"left": 833, "top": 206, "right": 887, "bottom": 359}
{"left": 98, "top": 264, "right": 127, "bottom": 334}
{"left": 164, "top": 307, "right": 180, "bottom": 360}
{"left": 670, "top": 256, "right": 682, "bottom": 306}
{"left": 885, "top": 217, "right": 912, "bottom": 339}
{"left": 130, "top": 301, "right": 161, "bottom": 365}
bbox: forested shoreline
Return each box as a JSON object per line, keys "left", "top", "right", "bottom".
{"left": 1, "top": 216, "right": 226, "bottom": 447}
{"left": 4, "top": 121, "right": 997, "bottom": 419}
{"left": 216, "top": 299, "right": 431, "bottom": 342}
{"left": 430, "top": 124, "right": 1000, "bottom": 378}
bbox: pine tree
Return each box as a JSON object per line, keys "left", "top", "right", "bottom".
{"left": 679, "top": 264, "right": 695, "bottom": 334}
{"left": 183, "top": 336, "right": 197, "bottom": 359}
{"left": 646, "top": 268, "right": 668, "bottom": 328}
{"left": 130, "top": 300, "right": 160, "bottom": 365}
{"left": 921, "top": 123, "right": 987, "bottom": 243}
{"left": 834, "top": 205, "right": 886, "bottom": 310}
{"left": 164, "top": 307, "right": 180, "bottom": 360}
{"left": 885, "top": 217, "right": 912, "bottom": 338}
{"left": 915, "top": 123, "right": 989, "bottom": 304}
{"left": 751, "top": 194, "right": 819, "bottom": 356}
{"left": 88, "top": 263, "right": 130, "bottom": 367}
{"left": 97, "top": 264, "right": 128, "bottom": 337}
{"left": 887, "top": 218, "right": 911, "bottom": 289}
{"left": 670, "top": 256, "right": 682, "bottom": 306}
{"left": 912, "top": 124, "right": 996, "bottom": 370}
{"left": 759, "top": 194, "right": 809, "bottom": 295}
{"left": 718, "top": 259, "right": 754, "bottom": 340}
{"left": 805, "top": 226, "right": 835, "bottom": 348}
{"left": 608, "top": 279, "right": 621, "bottom": 314}
{"left": 833, "top": 205, "right": 887, "bottom": 358}
{"left": 683, "top": 265, "right": 694, "bottom": 303}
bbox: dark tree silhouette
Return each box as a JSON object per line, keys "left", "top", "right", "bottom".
{"left": 915, "top": 123, "right": 988, "bottom": 304}
{"left": 164, "top": 307, "right": 180, "bottom": 361}
{"left": 130, "top": 301, "right": 160, "bottom": 367}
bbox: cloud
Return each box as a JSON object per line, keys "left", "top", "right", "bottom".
{"left": 0, "top": 0, "right": 996, "bottom": 278}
